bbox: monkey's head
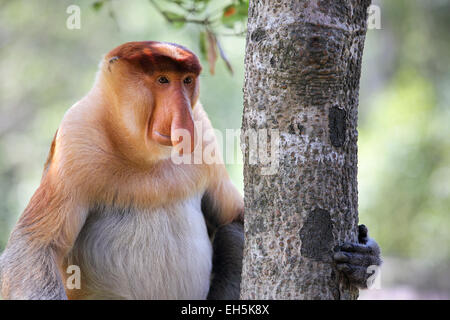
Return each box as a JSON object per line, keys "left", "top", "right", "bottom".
{"left": 100, "top": 41, "right": 202, "bottom": 162}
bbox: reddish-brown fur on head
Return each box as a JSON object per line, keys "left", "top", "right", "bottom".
{"left": 106, "top": 41, "right": 202, "bottom": 75}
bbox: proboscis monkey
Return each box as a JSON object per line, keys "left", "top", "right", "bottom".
{"left": 0, "top": 41, "right": 243, "bottom": 299}
{"left": 0, "top": 41, "right": 381, "bottom": 300}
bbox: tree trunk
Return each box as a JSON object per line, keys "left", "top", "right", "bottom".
{"left": 240, "top": 0, "right": 371, "bottom": 299}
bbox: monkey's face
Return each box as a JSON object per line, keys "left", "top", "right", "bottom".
{"left": 104, "top": 41, "right": 201, "bottom": 159}
{"left": 146, "top": 70, "right": 199, "bottom": 152}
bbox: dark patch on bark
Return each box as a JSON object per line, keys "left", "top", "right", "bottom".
{"left": 251, "top": 28, "right": 266, "bottom": 42}
{"left": 288, "top": 122, "right": 305, "bottom": 135}
{"left": 288, "top": 123, "right": 296, "bottom": 134}
{"left": 328, "top": 106, "right": 346, "bottom": 147}
{"left": 300, "top": 208, "right": 334, "bottom": 262}
{"left": 270, "top": 57, "right": 275, "bottom": 67}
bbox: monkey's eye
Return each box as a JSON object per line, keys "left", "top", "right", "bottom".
{"left": 158, "top": 76, "right": 169, "bottom": 84}
{"left": 183, "top": 77, "right": 193, "bottom": 84}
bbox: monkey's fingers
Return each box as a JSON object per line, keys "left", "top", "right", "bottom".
{"left": 358, "top": 224, "right": 369, "bottom": 244}
{"left": 340, "top": 242, "right": 372, "bottom": 253}
{"left": 340, "top": 239, "right": 380, "bottom": 255}
{"left": 336, "top": 263, "right": 370, "bottom": 288}
{"left": 333, "top": 251, "right": 381, "bottom": 267}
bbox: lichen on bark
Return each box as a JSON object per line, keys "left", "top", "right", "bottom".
{"left": 240, "top": 0, "right": 371, "bottom": 300}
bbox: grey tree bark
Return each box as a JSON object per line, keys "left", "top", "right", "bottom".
{"left": 240, "top": 0, "right": 372, "bottom": 299}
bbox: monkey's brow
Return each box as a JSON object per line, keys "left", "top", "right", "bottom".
{"left": 139, "top": 59, "right": 201, "bottom": 76}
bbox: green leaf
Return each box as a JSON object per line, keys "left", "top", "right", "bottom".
{"left": 163, "top": 11, "right": 186, "bottom": 28}
{"left": 236, "top": 0, "right": 249, "bottom": 16}
{"left": 163, "top": 11, "right": 185, "bottom": 21}
{"left": 92, "top": 1, "right": 104, "bottom": 11}
{"left": 199, "top": 31, "right": 207, "bottom": 60}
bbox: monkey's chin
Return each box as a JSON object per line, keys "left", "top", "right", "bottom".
{"left": 157, "top": 145, "right": 173, "bottom": 160}
{"left": 156, "top": 147, "right": 173, "bottom": 161}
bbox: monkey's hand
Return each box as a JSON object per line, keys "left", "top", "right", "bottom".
{"left": 333, "top": 225, "right": 382, "bottom": 289}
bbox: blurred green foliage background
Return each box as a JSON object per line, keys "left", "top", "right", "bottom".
{"left": 0, "top": 0, "right": 449, "bottom": 298}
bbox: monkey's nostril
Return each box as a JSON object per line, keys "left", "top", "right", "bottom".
{"left": 152, "top": 130, "right": 173, "bottom": 147}
{"left": 154, "top": 131, "right": 171, "bottom": 139}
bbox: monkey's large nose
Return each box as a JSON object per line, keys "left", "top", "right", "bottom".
{"left": 171, "top": 110, "right": 195, "bottom": 154}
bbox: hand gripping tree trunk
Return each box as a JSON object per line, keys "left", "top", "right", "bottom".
{"left": 240, "top": 0, "right": 372, "bottom": 299}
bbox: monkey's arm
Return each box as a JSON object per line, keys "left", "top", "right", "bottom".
{"left": 333, "top": 225, "right": 382, "bottom": 288}
{"left": 201, "top": 172, "right": 244, "bottom": 228}
{"left": 207, "top": 221, "right": 243, "bottom": 300}
{"left": 202, "top": 195, "right": 244, "bottom": 300}
{"left": 0, "top": 177, "right": 87, "bottom": 300}
{"left": 202, "top": 170, "right": 244, "bottom": 300}
{"left": 0, "top": 135, "right": 88, "bottom": 300}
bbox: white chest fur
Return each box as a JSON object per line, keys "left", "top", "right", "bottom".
{"left": 67, "top": 194, "right": 212, "bottom": 299}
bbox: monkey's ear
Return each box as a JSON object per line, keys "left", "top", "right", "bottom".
{"left": 107, "top": 56, "right": 120, "bottom": 71}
